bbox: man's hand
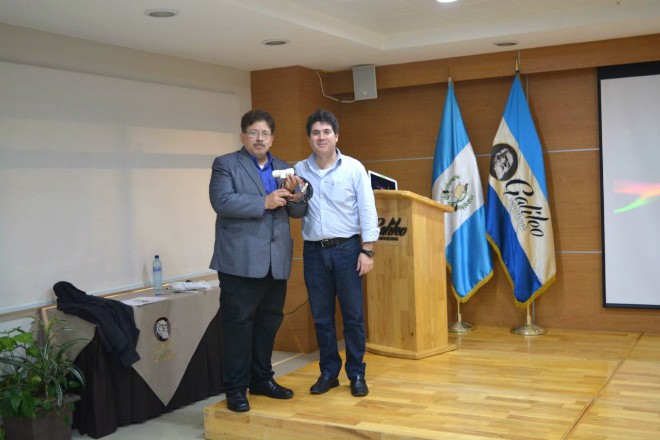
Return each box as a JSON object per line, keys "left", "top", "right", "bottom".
{"left": 357, "top": 253, "right": 374, "bottom": 276}
{"left": 282, "top": 175, "right": 304, "bottom": 193}
{"left": 265, "top": 188, "right": 292, "bottom": 209}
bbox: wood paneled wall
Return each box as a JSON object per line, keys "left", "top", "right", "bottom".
{"left": 253, "top": 34, "right": 660, "bottom": 352}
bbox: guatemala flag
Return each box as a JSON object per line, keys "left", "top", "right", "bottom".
{"left": 432, "top": 80, "right": 493, "bottom": 302}
{"left": 486, "top": 74, "right": 556, "bottom": 307}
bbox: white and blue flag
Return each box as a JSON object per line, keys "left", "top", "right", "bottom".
{"left": 486, "top": 74, "right": 556, "bottom": 307}
{"left": 432, "top": 81, "right": 493, "bottom": 302}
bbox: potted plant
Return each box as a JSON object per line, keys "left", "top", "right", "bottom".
{"left": 0, "top": 315, "right": 85, "bottom": 440}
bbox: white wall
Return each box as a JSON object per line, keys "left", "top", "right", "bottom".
{"left": 0, "top": 24, "right": 252, "bottom": 314}
{"left": 0, "top": 23, "right": 251, "bottom": 109}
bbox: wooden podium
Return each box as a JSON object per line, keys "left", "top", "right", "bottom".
{"left": 365, "top": 190, "right": 456, "bottom": 359}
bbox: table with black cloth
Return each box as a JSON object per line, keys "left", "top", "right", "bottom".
{"left": 43, "top": 288, "right": 222, "bottom": 439}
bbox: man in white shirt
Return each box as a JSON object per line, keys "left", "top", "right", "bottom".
{"left": 294, "top": 109, "right": 379, "bottom": 397}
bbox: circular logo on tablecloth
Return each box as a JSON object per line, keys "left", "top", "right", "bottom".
{"left": 154, "top": 317, "right": 171, "bottom": 341}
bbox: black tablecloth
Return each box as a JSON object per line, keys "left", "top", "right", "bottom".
{"left": 71, "top": 310, "right": 222, "bottom": 438}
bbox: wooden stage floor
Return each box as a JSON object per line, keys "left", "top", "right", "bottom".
{"left": 204, "top": 326, "right": 660, "bottom": 439}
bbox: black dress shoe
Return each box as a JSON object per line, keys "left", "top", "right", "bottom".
{"left": 226, "top": 391, "right": 250, "bottom": 412}
{"left": 250, "top": 379, "right": 294, "bottom": 399}
{"left": 309, "top": 374, "right": 339, "bottom": 394}
{"left": 350, "top": 375, "right": 369, "bottom": 397}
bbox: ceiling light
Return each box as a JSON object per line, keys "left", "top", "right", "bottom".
{"left": 436, "top": 0, "right": 458, "bottom": 3}
{"left": 262, "top": 39, "right": 289, "bottom": 46}
{"left": 493, "top": 41, "right": 518, "bottom": 47}
{"left": 145, "top": 9, "right": 179, "bottom": 18}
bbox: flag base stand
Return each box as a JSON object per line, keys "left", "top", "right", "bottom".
{"left": 511, "top": 323, "right": 546, "bottom": 336}
{"left": 449, "top": 320, "right": 473, "bottom": 333}
{"left": 511, "top": 304, "right": 546, "bottom": 336}
{"left": 449, "top": 302, "right": 474, "bottom": 333}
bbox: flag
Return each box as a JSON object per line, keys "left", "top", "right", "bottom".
{"left": 432, "top": 80, "right": 493, "bottom": 302}
{"left": 486, "top": 74, "right": 556, "bottom": 307}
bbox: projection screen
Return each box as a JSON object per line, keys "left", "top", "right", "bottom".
{"left": 599, "top": 61, "right": 660, "bottom": 308}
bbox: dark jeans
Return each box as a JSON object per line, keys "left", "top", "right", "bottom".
{"left": 303, "top": 235, "right": 366, "bottom": 380}
{"left": 218, "top": 271, "right": 286, "bottom": 394}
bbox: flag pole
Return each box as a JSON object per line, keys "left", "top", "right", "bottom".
{"left": 449, "top": 299, "right": 474, "bottom": 333}
{"left": 511, "top": 302, "right": 547, "bottom": 336}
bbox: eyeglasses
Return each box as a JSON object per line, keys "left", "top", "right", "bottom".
{"left": 245, "top": 130, "right": 272, "bottom": 139}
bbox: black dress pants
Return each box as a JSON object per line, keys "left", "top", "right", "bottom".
{"left": 218, "top": 271, "right": 286, "bottom": 394}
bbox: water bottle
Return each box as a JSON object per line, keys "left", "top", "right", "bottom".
{"left": 153, "top": 255, "right": 163, "bottom": 293}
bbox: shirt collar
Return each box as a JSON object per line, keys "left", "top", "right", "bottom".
{"left": 247, "top": 150, "right": 273, "bottom": 170}
{"left": 306, "top": 147, "right": 342, "bottom": 171}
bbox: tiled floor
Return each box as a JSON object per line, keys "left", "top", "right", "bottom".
{"left": 72, "top": 349, "right": 323, "bottom": 439}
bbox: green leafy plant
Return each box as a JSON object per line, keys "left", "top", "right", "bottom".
{"left": 0, "top": 315, "right": 85, "bottom": 427}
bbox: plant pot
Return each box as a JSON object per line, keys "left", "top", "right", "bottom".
{"left": 3, "top": 394, "right": 80, "bottom": 440}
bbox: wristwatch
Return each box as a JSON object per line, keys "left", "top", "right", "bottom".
{"left": 360, "top": 248, "right": 375, "bottom": 258}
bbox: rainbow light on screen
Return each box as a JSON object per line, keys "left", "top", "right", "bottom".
{"left": 613, "top": 181, "right": 660, "bottom": 213}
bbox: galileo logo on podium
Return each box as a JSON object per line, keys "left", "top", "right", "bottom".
{"left": 379, "top": 217, "right": 407, "bottom": 242}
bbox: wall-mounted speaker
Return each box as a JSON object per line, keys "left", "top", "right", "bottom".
{"left": 352, "top": 64, "right": 377, "bottom": 100}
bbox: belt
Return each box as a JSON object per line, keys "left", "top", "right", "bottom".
{"left": 306, "top": 234, "right": 359, "bottom": 248}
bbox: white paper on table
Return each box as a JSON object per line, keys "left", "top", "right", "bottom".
{"left": 122, "top": 296, "right": 168, "bottom": 306}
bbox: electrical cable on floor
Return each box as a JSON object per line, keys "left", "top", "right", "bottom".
{"left": 283, "top": 299, "right": 309, "bottom": 315}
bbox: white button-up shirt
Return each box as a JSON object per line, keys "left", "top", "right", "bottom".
{"left": 294, "top": 148, "right": 380, "bottom": 243}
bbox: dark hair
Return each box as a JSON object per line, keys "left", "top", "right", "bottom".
{"left": 306, "top": 109, "right": 339, "bottom": 136}
{"left": 241, "top": 109, "right": 275, "bottom": 134}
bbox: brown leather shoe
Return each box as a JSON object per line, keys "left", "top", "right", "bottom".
{"left": 226, "top": 391, "right": 250, "bottom": 412}
{"left": 309, "top": 374, "right": 339, "bottom": 394}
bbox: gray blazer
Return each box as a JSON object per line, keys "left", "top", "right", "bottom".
{"left": 209, "top": 147, "right": 293, "bottom": 280}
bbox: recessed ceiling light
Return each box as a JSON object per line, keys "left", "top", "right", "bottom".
{"left": 436, "top": 0, "right": 458, "bottom": 3}
{"left": 145, "top": 9, "right": 179, "bottom": 18}
{"left": 262, "top": 39, "right": 289, "bottom": 46}
{"left": 493, "top": 41, "right": 518, "bottom": 47}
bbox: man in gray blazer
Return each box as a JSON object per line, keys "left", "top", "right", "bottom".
{"left": 209, "top": 109, "right": 299, "bottom": 412}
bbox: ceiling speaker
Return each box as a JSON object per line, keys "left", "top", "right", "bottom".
{"left": 352, "top": 64, "right": 377, "bottom": 101}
